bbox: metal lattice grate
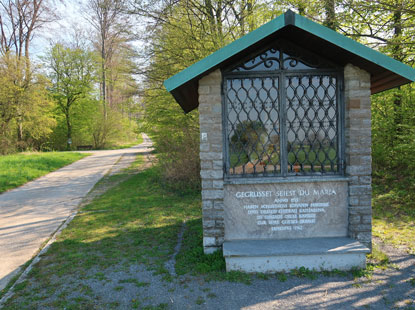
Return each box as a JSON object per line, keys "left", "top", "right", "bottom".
{"left": 286, "top": 75, "right": 338, "bottom": 174}
{"left": 226, "top": 77, "right": 281, "bottom": 176}
{"left": 224, "top": 42, "right": 343, "bottom": 178}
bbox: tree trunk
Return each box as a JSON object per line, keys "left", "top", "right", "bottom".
{"left": 392, "top": 3, "right": 403, "bottom": 141}
{"left": 247, "top": 0, "right": 254, "bottom": 32}
{"left": 324, "top": 0, "right": 336, "bottom": 30}
{"left": 16, "top": 95, "right": 23, "bottom": 149}
{"left": 298, "top": 3, "right": 305, "bottom": 16}
{"left": 17, "top": 119, "right": 23, "bottom": 142}
{"left": 101, "top": 33, "right": 107, "bottom": 120}
{"left": 65, "top": 105, "right": 72, "bottom": 151}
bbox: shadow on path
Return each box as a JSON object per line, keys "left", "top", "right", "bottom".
{"left": 0, "top": 134, "right": 153, "bottom": 293}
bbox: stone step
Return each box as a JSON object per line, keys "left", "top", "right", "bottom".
{"left": 223, "top": 237, "right": 370, "bottom": 273}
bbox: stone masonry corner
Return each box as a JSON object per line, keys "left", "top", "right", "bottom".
{"left": 199, "top": 69, "right": 225, "bottom": 254}
{"left": 344, "top": 64, "right": 372, "bottom": 250}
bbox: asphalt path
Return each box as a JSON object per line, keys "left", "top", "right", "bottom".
{"left": 0, "top": 135, "right": 152, "bottom": 291}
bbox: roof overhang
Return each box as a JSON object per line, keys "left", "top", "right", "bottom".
{"left": 164, "top": 10, "right": 415, "bottom": 113}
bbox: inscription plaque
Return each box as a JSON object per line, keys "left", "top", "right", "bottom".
{"left": 224, "top": 181, "right": 348, "bottom": 240}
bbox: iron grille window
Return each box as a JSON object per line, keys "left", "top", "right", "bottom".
{"left": 223, "top": 41, "right": 344, "bottom": 178}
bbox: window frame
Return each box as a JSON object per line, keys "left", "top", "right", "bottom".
{"left": 222, "top": 44, "right": 345, "bottom": 180}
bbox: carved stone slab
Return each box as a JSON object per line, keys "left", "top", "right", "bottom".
{"left": 224, "top": 181, "right": 348, "bottom": 240}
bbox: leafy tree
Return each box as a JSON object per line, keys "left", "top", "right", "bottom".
{"left": 0, "top": 54, "right": 55, "bottom": 153}
{"left": 0, "top": 0, "right": 60, "bottom": 146}
{"left": 46, "top": 44, "right": 95, "bottom": 150}
{"left": 332, "top": 0, "right": 415, "bottom": 178}
{"left": 81, "top": 0, "right": 140, "bottom": 149}
{"left": 132, "top": 0, "right": 294, "bottom": 188}
{"left": 130, "top": 0, "right": 415, "bottom": 190}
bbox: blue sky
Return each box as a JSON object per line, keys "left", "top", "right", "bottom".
{"left": 31, "top": 1, "right": 89, "bottom": 58}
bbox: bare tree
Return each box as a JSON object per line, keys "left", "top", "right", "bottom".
{"left": 0, "top": 0, "right": 60, "bottom": 60}
{"left": 0, "top": 0, "right": 59, "bottom": 145}
{"left": 84, "top": 0, "right": 130, "bottom": 118}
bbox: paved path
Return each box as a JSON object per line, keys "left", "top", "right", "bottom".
{"left": 0, "top": 135, "right": 153, "bottom": 291}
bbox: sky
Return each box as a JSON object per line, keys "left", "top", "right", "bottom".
{"left": 31, "top": 1, "right": 90, "bottom": 59}
{"left": 31, "top": 0, "right": 145, "bottom": 72}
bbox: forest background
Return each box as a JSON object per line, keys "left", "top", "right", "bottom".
{"left": 1, "top": 0, "right": 415, "bottom": 194}
{"left": 0, "top": 0, "right": 141, "bottom": 153}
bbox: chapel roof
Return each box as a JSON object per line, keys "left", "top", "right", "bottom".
{"left": 164, "top": 10, "right": 415, "bottom": 113}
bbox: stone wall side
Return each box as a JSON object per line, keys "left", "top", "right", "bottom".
{"left": 344, "top": 64, "right": 372, "bottom": 249}
{"left": 199, "top": 69, "right": 225, "bottom": 254}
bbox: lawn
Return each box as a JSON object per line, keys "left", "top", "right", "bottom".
{"left": 0, "top": 152, "right": 89, "bottom": 193}
{"left": 372, "top": 171, "right": 415, "bottom": 255}
{"left": 102, "top": 134, "right": 144, "bottom": 150}
{"left": 2, "top": 158, "right": 202, "bottom": 308}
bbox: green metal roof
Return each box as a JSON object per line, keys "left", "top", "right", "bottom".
{"left": 164, "top": 10, "right": 415, "bottom": 113}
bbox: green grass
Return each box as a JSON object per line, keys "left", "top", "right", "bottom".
{"left": 349, "top": 244, "right": 394, "bottom": 282}
{"left": 372, "top": 171, "right": 415, "bottom": 254}
{"left": 175, "top": 215, "right": 396, "bottom": 284}
{"left": 0, "top": 152, "right": 88, "bottom": 193}
{"left": 290, "top": 266, "right": 317, "bottom": 279}
{"left": 3, "top": 157, "right": 201, "bottom": 308}
{"left": 42, "top": 165, "right": 200, "bottom": 272}
{"left": 102, "top": 134, "right": 144, "bottom": 150}
{"left": 175, "top": 218, "right": 251, "bottom": 284}
{"left": 0, "top": 259, "right": 34, "bottom": 300}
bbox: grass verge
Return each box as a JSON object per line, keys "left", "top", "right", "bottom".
{"left": 175, "top": 219, "right": 251, "bottom": 284}
{"left": 372, "top": 171, "right": 415, "bottom": 254}
{"left": 0, "top": 152, "right": 88, "bottom": 193}
{"left": 3, "top": 158, "right": 201, "bottom": 308}
{"left": 102, "top": 135, "right": 144, "bottom": 150}
{"left": 175, "top": 218, "right": 395, "bottom": 285}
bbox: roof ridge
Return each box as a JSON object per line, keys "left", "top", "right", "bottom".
{"left": 164, "top": 10, "right": 415, "bottom": 113}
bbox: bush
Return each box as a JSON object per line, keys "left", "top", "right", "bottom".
{"left": 140, "top": 88, "right": 201, "bottom": 192}
{"left": 156, "top": 126, "right": 200, "bottom": 191}
{"left": 372, "top": 85, "right": 415, "bottom": 178}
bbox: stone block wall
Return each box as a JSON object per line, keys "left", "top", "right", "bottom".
{"left": 198, "top": 65, "right": 373, "bottom": 252}
{"left": 344, "top": 64, "right": 372, "bottom": 249}
{"left": 198, "top": 69, "right": 225, "bottom": 254}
